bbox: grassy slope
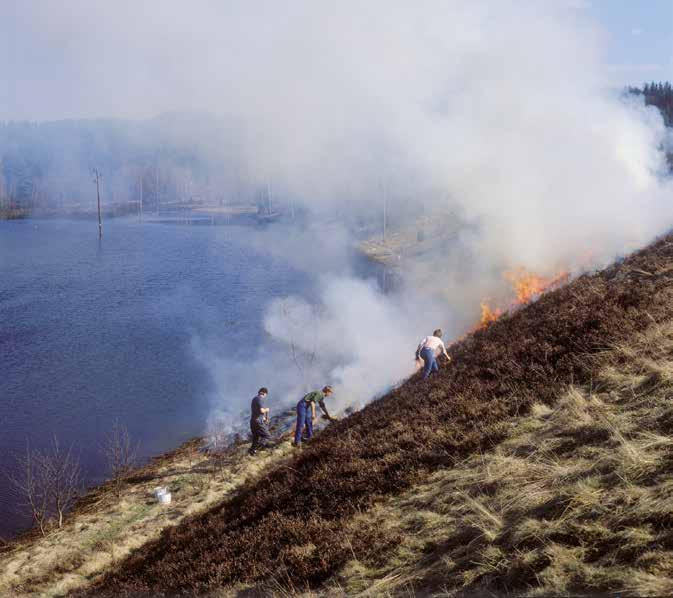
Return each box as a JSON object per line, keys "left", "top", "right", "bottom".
{"left": 0, "top": 438, "right": 295, "bottom": 597}
{"left": 83, "top": 234, "right": 673, "bottom": 596}
{"left": 337, "top": 324, "right": 673, "bottom": 596}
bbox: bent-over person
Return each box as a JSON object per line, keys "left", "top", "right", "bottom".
{"left": 292, "top": 385, "right": 335, "bottom": 447}
{"left": 416, "top": 328, "right": 451, "bottom": 379}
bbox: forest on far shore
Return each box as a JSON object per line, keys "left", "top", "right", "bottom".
{"left": 1, "top": 82, "right": 672, "bottom": 220}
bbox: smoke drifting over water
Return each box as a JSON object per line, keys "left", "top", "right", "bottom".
{"left": 4, "top": 2, "right": 672, "bottom": 424}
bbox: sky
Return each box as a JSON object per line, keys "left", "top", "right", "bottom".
{"left": 0, "top": 1, "right": 671, "bottom": 122}
{"left": 587, "top": 0, "right": 673, "bottom": 86}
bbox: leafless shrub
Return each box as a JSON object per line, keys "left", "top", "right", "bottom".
{"left": 102, "top": 420, "right": 137, "bottom": 498}
{"left": 207, "top": 421, "right": 232, "bottom": 478}
{"left": 279, "top": 299, "right": 320, "bottom": 391}
{"left": 43, "top": 435, "right": 82, "bottom": 528}
{"left": 7, "top": 441, "right": 50, "bottom": 535}
{"left": 6, "top": 436, "right": 81, "bottom": 535}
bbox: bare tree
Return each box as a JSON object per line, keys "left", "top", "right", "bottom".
{"left": 206, "top": 419, "right": 231, "bottom": 479}
{"left": 43, "top": 436, "right": 82, "bottom": 528}
{"left": 102, "top": 419, "right": 137, "bottom": 497}
{"left": 279, "top": 300, "right": 320, "bottom": 391}
{"left": 6, "top": 437, "right": 83, "bottom": 534}
{"left": 7, "top": 441, "right": 50, "bottom": 536}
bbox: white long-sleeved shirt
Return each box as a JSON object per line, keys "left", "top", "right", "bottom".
{"left": 417, "top": 335, "right": 446, "bottom": 355}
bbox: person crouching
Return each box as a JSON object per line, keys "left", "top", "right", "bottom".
{"left": 292, "top": 385, "right": 334, "bottom": 447}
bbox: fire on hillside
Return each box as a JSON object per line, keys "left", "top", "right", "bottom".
{"left": 479, "top": 268, "right": 570, "bottom": 328}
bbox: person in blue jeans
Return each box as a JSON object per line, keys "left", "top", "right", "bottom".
{"left": 293, "top": 386, "right": 335, "bottom": 446}
{"left": 416, "top": 329, "right": 452, "bottom": 379}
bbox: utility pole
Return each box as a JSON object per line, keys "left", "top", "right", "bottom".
{"left": 93, "top": 168, "right": 102, "bottom": 239}
{"left": 139, "top": 175, "right": 143, "bottom": 222}
{"left": 382, "top": 181, "right": 387, "bottom": 242}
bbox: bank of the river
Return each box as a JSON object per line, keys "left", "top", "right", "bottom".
{"left": 0, "top": 207, "right": 30, "bottom": 219}
{"left": 0, "top": 428, "right": 296, "bottom": 597}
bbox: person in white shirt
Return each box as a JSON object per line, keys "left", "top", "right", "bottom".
{"left": 416, "top": 329, "right": 451, "bottom": 379}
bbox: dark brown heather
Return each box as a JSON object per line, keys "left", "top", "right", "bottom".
{"left": 82, "top": 234, "right": 673, "bottom": 596}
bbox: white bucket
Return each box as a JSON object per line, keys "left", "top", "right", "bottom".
{"left": 154, "top": 487, "right": 171, "bottom": 504}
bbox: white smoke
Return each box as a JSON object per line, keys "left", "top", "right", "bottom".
{"left": 4, "top": 1, "right": 673, "bottom": 425}
{"left": 263, "top": 276, "right": 450, "bottom": 412}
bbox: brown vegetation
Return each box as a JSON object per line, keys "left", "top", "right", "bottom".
{"left": 337, "top": 322, "right": 673, "bottom": 595}
{"left": 79, "top": 234, "right": 673, "bottom": 596}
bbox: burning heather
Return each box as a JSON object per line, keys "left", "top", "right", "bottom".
{"left": 504, "top": 268, "right": 571, "bottom": 304}
{"left": 479, "top": 301, "right": 503, "bottom": 328}
{"left": 477, "top": 268, "right": 571, "bottom": 329}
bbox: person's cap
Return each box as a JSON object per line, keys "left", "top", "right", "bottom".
{"left": 322, "top": 385, "right": 333, "bottom": 394}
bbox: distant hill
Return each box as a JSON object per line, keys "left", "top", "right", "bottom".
{"left": 76, "top": 232, "right": 673, "bottom": 595}
{"left": 0, "top": 112, "right": 248, "bottom": 215}
{"left": 3, "top": 83, "right": 672, "bottom": 219}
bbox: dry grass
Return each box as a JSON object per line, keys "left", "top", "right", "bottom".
{"left": 0, "top": 438, "right": 294, "bottom": 597}
{"left": 71, "top": 233, "right": 673, "bottom": 596}
{"left": 331, "top": 322, "right": 673, "bottom": 596}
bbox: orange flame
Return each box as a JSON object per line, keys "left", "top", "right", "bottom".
{"left": 477, "top": 268, "right": 569, "bottom": 330}
{"left": 479, "top": 301, "right": 502, "bottom": 327}
{"left": 504, "top": 268, "right": 570, "bottom": 305}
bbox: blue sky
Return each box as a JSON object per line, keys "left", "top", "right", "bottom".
{"left": 587, "top": 0, "right": 673, "bottom": 85}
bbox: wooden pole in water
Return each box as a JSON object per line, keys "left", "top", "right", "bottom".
{"left": 139, "top": 175, "right": 143, "bottom": 222}
{"left": 382, "top": 180, "right": 387, "bottom": 242}
{"left": 93, "top": 168, "right": 102, "bottom": 238}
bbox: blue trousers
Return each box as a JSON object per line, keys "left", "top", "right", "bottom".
{"left": 294, "top": 400, "right": 313, "bottom": 445}
{"left": 421, "top": 346, "right": 439, "bottom": 379}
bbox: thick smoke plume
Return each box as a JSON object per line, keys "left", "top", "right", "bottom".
{"left": 4, "top": 2, "right": 672, "bottom": 424}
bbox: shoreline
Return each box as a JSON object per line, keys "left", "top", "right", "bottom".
{"left": 0, "top": 408, "right": 304, "bottom": 597}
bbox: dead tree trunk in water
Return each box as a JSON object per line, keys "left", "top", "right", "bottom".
{"left": 382, "top": 181, "right": 387, "bottom": 242}
{"left": 93, "top": 168, "right": 102, "bottom": 238}
{"left": 139, "top": 175, "right": 143, "bottom": 222}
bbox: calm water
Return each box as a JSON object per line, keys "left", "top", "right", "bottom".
{"left": 0, "top": 218, "right": 308, "bottom": 538}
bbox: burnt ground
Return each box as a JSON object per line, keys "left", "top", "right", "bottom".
{"left": 80, "top": 234, "right": 673, "bottom": 596}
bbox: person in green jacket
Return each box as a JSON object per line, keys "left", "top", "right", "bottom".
{"left": 292, "top": 385, "right": 336, "bottom": 446}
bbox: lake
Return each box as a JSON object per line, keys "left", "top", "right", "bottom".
{"left": 0, "top": 217, "right": 311, "bottom": 538}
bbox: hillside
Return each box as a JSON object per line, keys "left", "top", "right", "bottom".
{"left": 71, "top": 233, "right": 673, "bottom": 596}
{"left": 0, "top": 436, "right": 297, "bottom": 596}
